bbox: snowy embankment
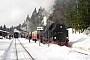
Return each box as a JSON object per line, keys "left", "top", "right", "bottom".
{"left": 43, "top": 44, "right": 90, "bottom": 60}
{"left": 68, "top": 28, "right": 90, "bottom": 55}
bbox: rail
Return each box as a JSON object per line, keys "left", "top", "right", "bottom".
{"left": 15, "top": 38, "right": 35, "bottom": 60}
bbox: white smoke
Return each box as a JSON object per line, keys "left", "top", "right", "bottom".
{"left": 37, "top": 0, "right": 55, "bottom": 15}
{"left": 42, "top": 16, "right": 47, "bottom": 26}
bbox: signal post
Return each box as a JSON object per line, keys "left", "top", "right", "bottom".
{"left": 37, "top": 27, "right": 43, "bottom": 46}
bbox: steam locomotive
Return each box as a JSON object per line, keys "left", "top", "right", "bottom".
{"left": 14, "top": 32, "right": 19, "bottom": 38}
{"left": 40, "top": 23, "right": 69, "bottom": 46}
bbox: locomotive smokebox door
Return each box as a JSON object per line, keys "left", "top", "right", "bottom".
{"left": 14, "top": 32, "right": 19, "bottom": 38}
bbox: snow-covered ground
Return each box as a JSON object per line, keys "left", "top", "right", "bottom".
{"left": 68, "top": 28, "right": 90, "bottom": 55}
{"left": 19, "top": 39, "right": 90, "bottom": 60}
{"left": 0, "top": 28, "right": 90, "bottom": 60}
{"left": 0, "top": 39, "right": 12, "bottom": 60}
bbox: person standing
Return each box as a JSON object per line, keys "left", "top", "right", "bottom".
{"left": 28, "top": 34, "right": 31, "bottom": 42}
{"left": 9, "top": 34, "right": 11, "bottom": 40}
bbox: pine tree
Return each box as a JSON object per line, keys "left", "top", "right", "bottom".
{"left": 3, "top": 25, "right": 6, "bottom": 31}
{"left": 75, "top": 0, "right": 90, "bottom": 30}
{"left": 0, "top": 26, "right": 3, "bottom": 30}
{"left": 48, "top": 0, "right": 68, "bottom": 24}
{"left": 66, "top": 0, "right": 90, "bottom": 30}
{"left": 65, "top": 0, "right": 77, "bottom": 28}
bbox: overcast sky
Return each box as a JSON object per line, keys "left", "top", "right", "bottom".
{"left": 0, "top": 0, "right": 54, "bottom": 28}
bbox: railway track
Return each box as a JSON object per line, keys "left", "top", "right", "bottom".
{"left": 72, "top": 48, "right": 89, "bottom": 55}
{"left": 68, "top": 46, "right": 88, "bottom": 56}
{"left": 15, "top": 38, "right": 34, "bottom": 60}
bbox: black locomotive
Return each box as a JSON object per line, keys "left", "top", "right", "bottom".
{"left": 40, "top": 23, "right": 69, "bottom": 46}
{"left": 14, "top": 32, "right": 19, "bottom": 38}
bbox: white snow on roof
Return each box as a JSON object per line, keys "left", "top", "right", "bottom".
{"left": 14, "top": 29, "right": 21, "bottom": 33}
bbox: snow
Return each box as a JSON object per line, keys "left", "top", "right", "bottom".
{"left": 68, "top": 28, "right": 90, "bottom": 55}
{"left": 20, "top": 40, "right": 90, "bottom": 60}
{"left": 0, "top": 39, "right": 12, "bottom": 60}
{"left": 0, "top": 28, "right": 90, "bottom": 60}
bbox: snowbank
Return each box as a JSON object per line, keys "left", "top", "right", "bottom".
{"left": 43, "top": 44, "right": 90, "bottom": 60}
{"left": 68, "top": 28, "right": 90, "bottom": 55}
{"left": 44, "top": 44, "right": 71, "bottom": 58}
